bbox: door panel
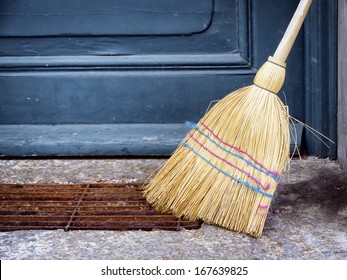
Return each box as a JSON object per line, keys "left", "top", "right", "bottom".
{"left": 0, "top": 0, "right": 213, "bottom": 36}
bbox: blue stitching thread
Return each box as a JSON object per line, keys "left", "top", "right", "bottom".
{"left": 185, "top": 122, "right": 280, "bottom": 182}
{"left": 180, "top": 142, "right": 274, "bottom": 200}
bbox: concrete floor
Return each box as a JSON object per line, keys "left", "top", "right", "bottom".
{"left": 0, "top": 157, "right": 346, "bottom": 260}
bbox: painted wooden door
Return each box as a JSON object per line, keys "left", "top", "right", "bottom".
{"left": 0, "top": 0, "right": 336, "bottom": 157}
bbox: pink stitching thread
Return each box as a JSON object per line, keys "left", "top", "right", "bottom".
{"left": 189, "top": 132, "right": 270, "bottom": 191}
{"left": 199, "top": 121, "right": 280, "bottom": 178}
{"left": 257, "top": 205, "right": 269, "bottom": 215}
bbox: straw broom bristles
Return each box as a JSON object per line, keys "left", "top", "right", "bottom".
{"left": 143, "top": 57, "right": 290, "bottom": 237}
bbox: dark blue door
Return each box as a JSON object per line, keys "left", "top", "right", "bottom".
{"left": 0, "top": 0, "right": 337, "bottom": 157}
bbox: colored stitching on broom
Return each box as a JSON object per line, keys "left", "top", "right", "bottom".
{"left": 180, "top": 141, "right": 274, "bottom": 200}
{"left": 257, "top": 205, "right": 269, "bottom": 215}
{"left": 257, "top": 204, "right": 269, "bottom": 215}
{"left": 199, "top": 121, "right": 279, "bottom": 178}
{"left": 188, "top": 132, "right": 270, "bottom": 191}
{"left": 186, "top": 122, "right": 280, "bottom": 181}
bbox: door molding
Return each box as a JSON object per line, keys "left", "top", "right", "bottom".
{"left": 304, "top": 0, "right": 337, "bottom": 158}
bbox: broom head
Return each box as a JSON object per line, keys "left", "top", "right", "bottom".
{"left": 143, "top": 56, "right": 290, "bottom": 237}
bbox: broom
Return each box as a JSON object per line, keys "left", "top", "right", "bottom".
{"left": 143, "top": 0, "right": 313, "bottom": 237}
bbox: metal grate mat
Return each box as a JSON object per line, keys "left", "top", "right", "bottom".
{"left": 0, "top": 183, "right": 201, "bottom": 231}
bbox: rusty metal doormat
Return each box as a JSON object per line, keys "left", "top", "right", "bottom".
{"left": 0, "top": 183, "right": 201, "bottom": 231}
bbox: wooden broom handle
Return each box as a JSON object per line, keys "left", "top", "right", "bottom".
{"left": 273, "top": 0, "right": 313, "bottom": 63}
